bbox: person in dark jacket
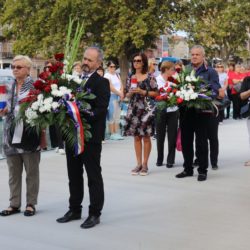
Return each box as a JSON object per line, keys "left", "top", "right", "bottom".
{"left": 176, "top": 45, "right": 220, "bottom": 181}
{"left": 56, "top": 47, "right": 110, "bottom": 229}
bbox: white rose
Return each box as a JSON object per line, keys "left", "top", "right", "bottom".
{"left": 190, "top": 93, "right": 198, "bottom": 100}
{"left": 39, "top": 106, "right": 46, "bottom": 113}
{"left": 73, "top": 77, "right": 82, "bottom": 84}
{"left": 51, "top": 84, "right": 58, "bottom": 90}
{"left": 51, "top": 102, "right": 59, "bottom": 110}
{"left": 175, "top": 91, "right": 181, "bottom": 97}
{"left": 31, "top": 101, "right": 39, "bottom": 111}
{"left": 184, "top": 93, "right": 190, "bottom": 101}
{"left": 43, "top": 97, "right": 53, "bottom": 104}
{"left": 185, "top": 76, "right": 192, "bottom": 82}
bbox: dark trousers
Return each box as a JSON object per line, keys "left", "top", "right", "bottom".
{"left": 49, "top": 125, "right": 64, "bottom": 149}
{"left": 180, "top": 109, "right": 210, "bottom": 174}
{"left": 232, "top": 93, "right": 241, "bottom": 119}
{"left": 207, "top": 115, "right": 219, "bottom": 166}
{"left": 195, "top": 114, "right": 219, "bottom": 166}
{"left": 65, "top": 143, "right": 104, "bottom": 217}
{"left": 156, "top": 110, "right": 178, "bottom": 164}
{"left": 225, "top": 88, "right": 232, "bottom": 118}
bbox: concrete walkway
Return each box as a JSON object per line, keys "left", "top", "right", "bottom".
{"left": 0, "top": 118, "right": 250, "bottom": 250}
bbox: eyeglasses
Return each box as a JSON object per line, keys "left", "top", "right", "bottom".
{"left": 133, "top": 59, "right": 142, "bottom": 63}
{"left": 216, "top": 66, "right": 224, "bottom": 68}
{"left": 109, "top": 65, "right": 116, "bottom": 68}
{"left": 11, "top": 65, "right": 26, "bottom": 70}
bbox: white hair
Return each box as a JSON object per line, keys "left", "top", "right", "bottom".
{"left": 191, "top": 45, "right": 205, "bottom": 56}
{"left": 13, "top": 55, "right": 33, "bottom": 68}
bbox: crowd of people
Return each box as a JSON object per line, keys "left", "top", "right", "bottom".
{"left": 0, "top": 45, "right": 250, "bottom": 230}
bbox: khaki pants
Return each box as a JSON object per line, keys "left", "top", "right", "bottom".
{"left": 6, "top": 152, "right": 40, "bottom": 208}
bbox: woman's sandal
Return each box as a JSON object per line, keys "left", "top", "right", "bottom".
{"left": 24, "top": 204, "right": 36, "bottom": 217}
{"left": 0, "top": 206, "right": 20, "bottom": 216}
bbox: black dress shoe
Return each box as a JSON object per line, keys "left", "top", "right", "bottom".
{"left": 212, "top": 165, "right": 218, "bottom": 170}
{"left": 80, "top": 215, "right": 100, "bottom": 229}
{"left": 156, "top": 162, "right": 163, "bottom": 167}
{"left": 197, "top": 174, "right": 207, "bottom": 181}
{"left": 56, "top": 210, "right": 81, "bottom": 223}
{"left": 166, "top": 163, "right": 173, "bottom": 168}
{"left": 176, "top": 171, "right": 193, "bottom": 178}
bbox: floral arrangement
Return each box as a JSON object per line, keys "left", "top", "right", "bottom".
{"left": 17, "top": 19, "right": 95, "bottom": 155}
{"left": 156, "top": 69, "right": 213, "bottom": 112}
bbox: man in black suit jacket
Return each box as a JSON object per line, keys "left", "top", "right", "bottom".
{"left": 57, "top": 47, "right": 110, "bottom": 228}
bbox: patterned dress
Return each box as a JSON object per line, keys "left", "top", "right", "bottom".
{"left": 124, "top": 75, "right": 158, "bottom": 137}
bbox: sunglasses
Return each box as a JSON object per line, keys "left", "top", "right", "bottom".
{"left": 153, "top": 63, "right": 158, "bottom": 66}
{"left": 133, "top": 59, "right": 142, "bottom": 63}
{"left": 11, "top": 65, "right": 26, "bottom": 70}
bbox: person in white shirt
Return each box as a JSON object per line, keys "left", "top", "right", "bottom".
{"left": 155, "top": 61, "right": 179, "bottom": 168}
{"left": 104, "top": 61, "right": 124, "bottom": 140}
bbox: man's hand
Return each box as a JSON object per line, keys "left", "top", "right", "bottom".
{"left": 217, "top": 88, "right": 225, "bottom": 99}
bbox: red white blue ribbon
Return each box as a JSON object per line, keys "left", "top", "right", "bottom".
{"left": 65, "top": 101, "right": 84, "bottom": 155}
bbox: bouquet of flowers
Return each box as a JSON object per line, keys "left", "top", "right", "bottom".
{"left": 17, "top": 19, "right": 95, "bottom": 155}
{"left": 175, "top": 69, "right": 213, "bottom": 110}
{"left": 155, "top": 76, "right": 179, "bottom": 112}
{"left": 155, "top": 69, "right": 213, "bottom": 112}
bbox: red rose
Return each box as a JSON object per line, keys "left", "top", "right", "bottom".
{"left": 44, "top": 85, "right": 51, "bottom": 93}
{"left": 39, "top": 71, "right": 50, "bottom": 80}
{"left": 172, "top": 88, "right": 177, "bottom": 94}
{"left": 177, "top": 97, "right": 184, "bottom": 104}
{"left": 33, "top": 80, "right": 44, "bottom": 90}
{"left": 55, "top": 61, "right": 64, "bottom": 69}
{"left": 54, "top": 53, "right": 64, "bottom": 61}
{"left": 49, "top": 65, "right": 59, "bottom": 73}
{"left": 47, "top": 79, "right": 59, "bottom": 85}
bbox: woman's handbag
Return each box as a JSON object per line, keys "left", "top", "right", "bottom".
{"left": 176, "top": 128, "right": 182, "bottom": 152}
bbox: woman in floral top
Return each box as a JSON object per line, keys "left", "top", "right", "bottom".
{"left": 124, "top": 52, "right": 158, "bottom": 176}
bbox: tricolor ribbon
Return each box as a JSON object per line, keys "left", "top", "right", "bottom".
{"left": 64, "top": 101, "right": 84, "bottom": 155}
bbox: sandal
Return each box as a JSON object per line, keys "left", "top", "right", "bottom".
{"left": 24, "top": 204, "right": 36, "bottom": 217}
{"left": 0, "top": 206, "right": 20, "bottom": 216}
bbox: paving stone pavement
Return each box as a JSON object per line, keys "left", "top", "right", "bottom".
{"left": 0, "top": 118, "right": 250, "bottom": 250}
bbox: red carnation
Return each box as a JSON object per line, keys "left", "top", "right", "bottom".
{"left": 39, "top": 71, "right": 50, "bottom": 80}
{"left": 155, "top": 95, "right": 163, "bottom": 101}
{"left": 54, "top": 53, "right": 64, "bottom": 61}
{"left": 177, "top": 97, "right": 184, "bottom": 104}
{"left": 159, "top": 87, "right": 165, "bottom": 93}
{"left": 172, "top": 88, "right": 177, "bottom": 94}
{"left": 167, "top": 87, "right": 172, "bottom": 93}
{"left": 33, "top": 80, "right": 44, "bottom": 90}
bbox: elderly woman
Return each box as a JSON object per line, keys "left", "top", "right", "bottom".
{"left": 0, "top": 55, "right": 41, "bottom": 217}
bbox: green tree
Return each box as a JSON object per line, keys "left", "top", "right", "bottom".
{"left": 0, "top": 0, "right": 188, "bottom": 81}
{"left": 177, "top": 0, "right": 250, "bottom": 62}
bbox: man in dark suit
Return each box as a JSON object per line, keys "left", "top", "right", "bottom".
{"left": 56, "top": 47, "right": 110, "bottom": 228}
{"left": 175, "top": 45, "right": 220, "bottom": 181}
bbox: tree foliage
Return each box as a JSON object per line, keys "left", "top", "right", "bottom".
{"left": 177, "top": 0, "right": 250, "bottom": 61}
